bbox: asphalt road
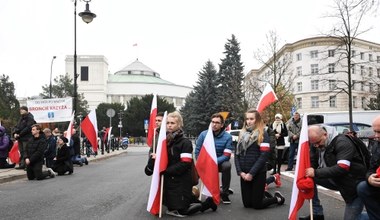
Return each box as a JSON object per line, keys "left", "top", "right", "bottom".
{"left": 0, "top": 147, "right": 345, "bottom": 220}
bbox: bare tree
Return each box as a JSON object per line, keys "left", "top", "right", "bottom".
{"left": 245, "top": 30, "right": 295, "bottom": 121}
{"left": 321, "top": 0, "right": 379, "bottom": 130}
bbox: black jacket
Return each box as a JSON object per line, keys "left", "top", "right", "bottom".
{"left": 14, "top": 113, "right": 36, "bottom": 141}
{"left": 53, "top": 144, "right": 73, "bottom": 174}
{"left": 367, "top": 140, "right": 380, "bottom": 180}
{"left": 311, "top": 134, "right": 367, "bottom": 203}
{"left": 163, "top": 133, "right": 193, "bottom": 211}
{"left": 25, "top": 134, "right": 47, "bottom": 166}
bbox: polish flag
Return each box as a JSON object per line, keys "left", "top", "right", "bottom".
{"left": 225, "top": 123, "right": 231, "bottom": 131}
{"left": 9, "top": 140, "right": 20, "bottom": 164}
{"left": 147, "top": 94, "right": 157, "bottom": 147}
{"left": 288, "top": 114, "right": 314, "bottom": 220}
{"left": 106, "top": 127, "right": 113, "bottom": 143}
{"left": 64, "top": 111, "right": 75, "bottom": 144}
{"left": 81, "top": 110, "right": 98, "bottom": 153}
{"left": 196, "top": 123, "right": 220, "bottom": 204}
{"left": 147, "top": 111, "right": 168, "bottom": 215}
{"left": 103, "top": 127, "right": 111, "bottom": 143}
{"left": 256, "top": 83, "right": 278, "bottom": 113}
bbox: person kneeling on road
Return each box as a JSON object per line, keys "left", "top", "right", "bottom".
{"left": 53, "top": 136, "right": 73, "bottom": 176}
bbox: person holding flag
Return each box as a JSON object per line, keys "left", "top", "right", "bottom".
{"left": 301, "top": 125, "right": 367, "bottom": 220}
{"left": 195, "top": 113, "right": 234, "bottom": 204}
{"left": 234, "top": 109, "right": 285, "bottom": 209}
{"left": 146, "top": 111, "right": 202, "bottom": 218}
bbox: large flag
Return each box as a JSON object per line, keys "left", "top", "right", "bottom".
{"left": 196, "top": 123, "right": 221, "bottom": 204}
{"left": 147, "top": 94, "right": 157, "bottom": 147}
{"left": 256, "top": 83, "right": 278, "bottom": 113}
{"left": 81, "top": 110, "right": 98, "bottom": 153}
{"left": 147, "top": 111, "right": 168, "bottom": 215}
{"left": 288, "top": 114, "right": 314, "bottom": 220}
{"left": 9, "top": 140, "right": 20, "bottom": 164}
{"left": 64, "top": 111, "right": 75, "bottom": 144}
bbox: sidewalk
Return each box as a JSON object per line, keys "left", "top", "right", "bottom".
{"left": 0, "top": 144, "right": 145, "bottom": 184}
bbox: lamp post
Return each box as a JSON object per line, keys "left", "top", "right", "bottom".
{"left": 77, "top": 112, "right": 83, "bottom": 155}
{"left": 73, "top": 0, "right": 96, "bottom": 115}
{"left": 49, "top": 56, "right": 56, "bottom": 98}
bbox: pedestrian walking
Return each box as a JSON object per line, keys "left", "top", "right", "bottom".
{"left": 269, "top": 113, "right": 288, "bottom": 175}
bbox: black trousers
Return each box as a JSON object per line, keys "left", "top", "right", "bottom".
{"left": 26, "top": 161, "right": 50, "bottom": 180}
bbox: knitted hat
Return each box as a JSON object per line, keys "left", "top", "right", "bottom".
{"left": 297, "top": 177, "right": 314, "bottom": 199}
{"left": 20, "top": 106, "right": 28, "bottom": 111}
{"left": 275, "top": 113, "right": 283, "bottom": 120}
{"left": 60, "top": 136, "right": 69, "bottom": 144}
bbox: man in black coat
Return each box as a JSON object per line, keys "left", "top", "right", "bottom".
{"left": 25, "top": 124, "right": 56, "bottom": 180}
{"left": 13, "top": 106, "right": 36, "bottom": 169}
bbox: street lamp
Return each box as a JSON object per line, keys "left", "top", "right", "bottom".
{"left": 73, "top": 0, "right": 96, "bottom": 115}
{"left": 49, "top": 56, "right": 56, "bottom": 98}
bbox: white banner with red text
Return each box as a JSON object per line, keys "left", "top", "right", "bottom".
{"left": 27, "top": 97, "right": 73, "bottom": 123}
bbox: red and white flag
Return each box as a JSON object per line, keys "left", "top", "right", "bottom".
{"left": 9, "top": 140, "right": 20, "bottom": 164}
{"left": 225, "top": 123, "right": 231, "bottom": 131}
{"left": 64, "top": 111, "right": 75, "bottom": 144}
{"left": 196, "top": 123, "right": 220, "bottom": 204}
{"left": 147, "top": 94, "right": 157, "bottom": 147}
{"left": 288, "top": 114, "right": 314, "bottom": 220}
{"left": 81, "top": 110, "right": 98, "bottom": 153}
{"left": 147, "top": 111, "right": 168, "bottom": 215}
{"left": 256, "top": 83, "right": 278, "bottom": 113}
{"left": 103, "top": 127, "right": 111, "bottom": 143}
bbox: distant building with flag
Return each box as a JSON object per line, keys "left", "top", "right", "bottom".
{"left": 64, "top": 57, "right": 192, "bottom": 110}
{"left": 244, "top": 36, "right": 380, "bottom": 113}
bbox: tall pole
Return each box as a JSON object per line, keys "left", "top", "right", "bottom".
{"left": 49, "top": 56, "right": 56, "bottom": 98}
{"left": 73, "top": 0, "right": 78, "bottom": 116}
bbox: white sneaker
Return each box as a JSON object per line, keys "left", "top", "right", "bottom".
{"left": 165, "top": 210, "right": 186, "bottom": 218}
{"left": 47, "top": 168, "right": 57, "bottom": 178}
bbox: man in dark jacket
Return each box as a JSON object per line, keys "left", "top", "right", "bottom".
{"left": 13, "top": 106, "right": 36, "bottom": 169}
{"left": 357, "top": 115, "right": 380, "bottom": 220}
{"left": 25, "top": 124, "right": 56, "bottom": 180}
{"left": 43, "top": 128, "right": 57, "bottom": 168}
{"left": 300, "top": 125, "right": 367, "bottom": 220}
{"left": 286, "top": 112, "right": 301, "bottom": 171}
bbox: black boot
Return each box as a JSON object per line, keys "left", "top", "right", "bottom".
{"left": 299, "top": 214, "right": 325, "bottom": 220}
{"left": 184, "top": 203, "right": 202, "bottom": 215}
{"left": 201, "top": 197, "right": 217, "bottom": 212}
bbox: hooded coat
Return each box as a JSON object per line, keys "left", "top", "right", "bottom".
{"left": 0, "top": 126, "right": 10, "bottom": 159}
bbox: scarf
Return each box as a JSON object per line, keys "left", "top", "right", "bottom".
{"left": 236, "top": 127, "right": 259, "bottom": 156}
{"left": 272, "top": 120, "right": 283, "bottom": 134}
{"left": 166, "top": 129, "right": 184, "bottom": 147}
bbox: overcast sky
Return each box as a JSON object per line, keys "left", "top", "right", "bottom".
{"left": 1, "top": 0, "right": 379, "bottom": 97}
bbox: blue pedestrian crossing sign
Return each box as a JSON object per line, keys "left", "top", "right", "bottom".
{"left": 144, "top": 119, "right": 149, "bottom": 130}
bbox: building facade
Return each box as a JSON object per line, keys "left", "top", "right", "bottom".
{"left": 65, "top": 56, "right": 192, "bottom": 110}
{"left": 245, "top": 36, "right": 380, "bottom": 113}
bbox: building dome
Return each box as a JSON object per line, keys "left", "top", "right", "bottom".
{"left": 115, "top": 59, "right": 160, "bottom": 78}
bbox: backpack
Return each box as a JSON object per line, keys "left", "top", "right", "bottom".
{"left": 344, "top": 134, "right": 371, "bottom": 170}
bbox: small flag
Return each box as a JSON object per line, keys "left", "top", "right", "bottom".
{"left": 64, "top": 111, "right": 75, "bottom": 144}
{"left": 147, "top": 94, "right": 157, "bottom": 147}
{"left": 256, "top": 83, "right": 278, "bottom": 113}
{"left": 81, "top": 110, "right": 98, "bottom": 153}
{"left": 9, "top": 140, "right": 20, "bottom": 164}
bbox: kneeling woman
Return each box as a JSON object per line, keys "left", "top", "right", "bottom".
{"left": 53, "top": 136, "right": 73, "bottom": 175}
{"left": 235, "top": 109, "right": 285, "bottom": 209}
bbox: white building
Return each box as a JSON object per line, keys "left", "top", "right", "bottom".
{"left": 245, "top": 36, "right": 380, "bottom": 113}
{"left": 65, "top": 56, "right": 192, "bottom": 109}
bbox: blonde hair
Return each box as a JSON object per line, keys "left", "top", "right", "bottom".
{"left": 167, "top": 111, "right": 184, "bottom": 128}
{"left": 239, "top": 108, "right": 265, "bottom": 144}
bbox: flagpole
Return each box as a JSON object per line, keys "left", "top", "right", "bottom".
{"left": 159, "top": 175, "right": 164, "bottom": 218}
{"left": 309, "top": 200, "right": 313, "bottom": 220}
{"left": 199, "top": 181, "right": 203, "bottom": 201}
{"left": 153, "top": 128, "right": 156, "bottom": 154}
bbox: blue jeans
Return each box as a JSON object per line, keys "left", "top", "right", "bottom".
{"left": 312, "top": 178, "right": 365, "bottom": 220}
{"left": 287, "top": 142, "right": 298, "bottom": 169}
{"left": 357, "top": 180, "right": 380, "bottom": 220}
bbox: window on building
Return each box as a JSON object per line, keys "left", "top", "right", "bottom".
{"left": 80, "top": 66, "right": 89, "bottom": 81}
{"left": 369, "top": 67, "right": 373, "bottom": 77}
{"left": 369, "top": 83, "right": 374, "bottom": 92}
{"left": 369, "top": 54, "right": 373, "bottom": 62}
{"left": 328, "top": 63, "right": 335, "bottom": 73}
{"left": 311, "top": 64, "right": 319, "bottom": 75}
{"left": 351, "top": 50, "right": 356, "bottom": 58}
{"left": 362, "top": 97, "right": 366, "bottom": 109}
{"left": 377, "top": 56, "right": 380, "bottom": 63}
{"left": 377, "top": 68, "right": 380, "bottom": 77}
{"left": 329, "top": 80, "right": 337, "bottom": 90}
{"left": 311, "top": 80, "right": 319, "bottom": 90}
{"left": 360, "top": 52, "right": 365, "bottom": 60}
{"left": 361, "top": 65, "right": 365, "bottom": 75}
{"left": 352, "top": 64, "right": 356, "bottom": 74}
{"left": 353, "top": 80, "right": 357, "bottom": 90}
{"left": 329, "top": 96, "right": 336, "bottom": 108}
{"left": 311, "top": 96, "right": 319, "bottom": 108}
{"left": 328, "top": 50, "right": 335, "bottom": 57}
{"left": 296, "top": 53, "right": 302, "bottom": 61}
{"left": 297, "top": 66, "right": 302, "bottom": 76}
{"left": 297, "top": 82, "right": 302, "bottom": 92}
{"left": 296, "top": 98, "right": 302, "bottom": 109}
{"left": 128, "top": 71, "right": 131, "bottom": 74}
{"left": 310, "top": 50, "right": 318, "bottom": 58}
{"left": 361, "top": 81, "right": 364, "bottom": 91}
{"left": 353, "top": 96, "right": 357, "bottom": 108}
